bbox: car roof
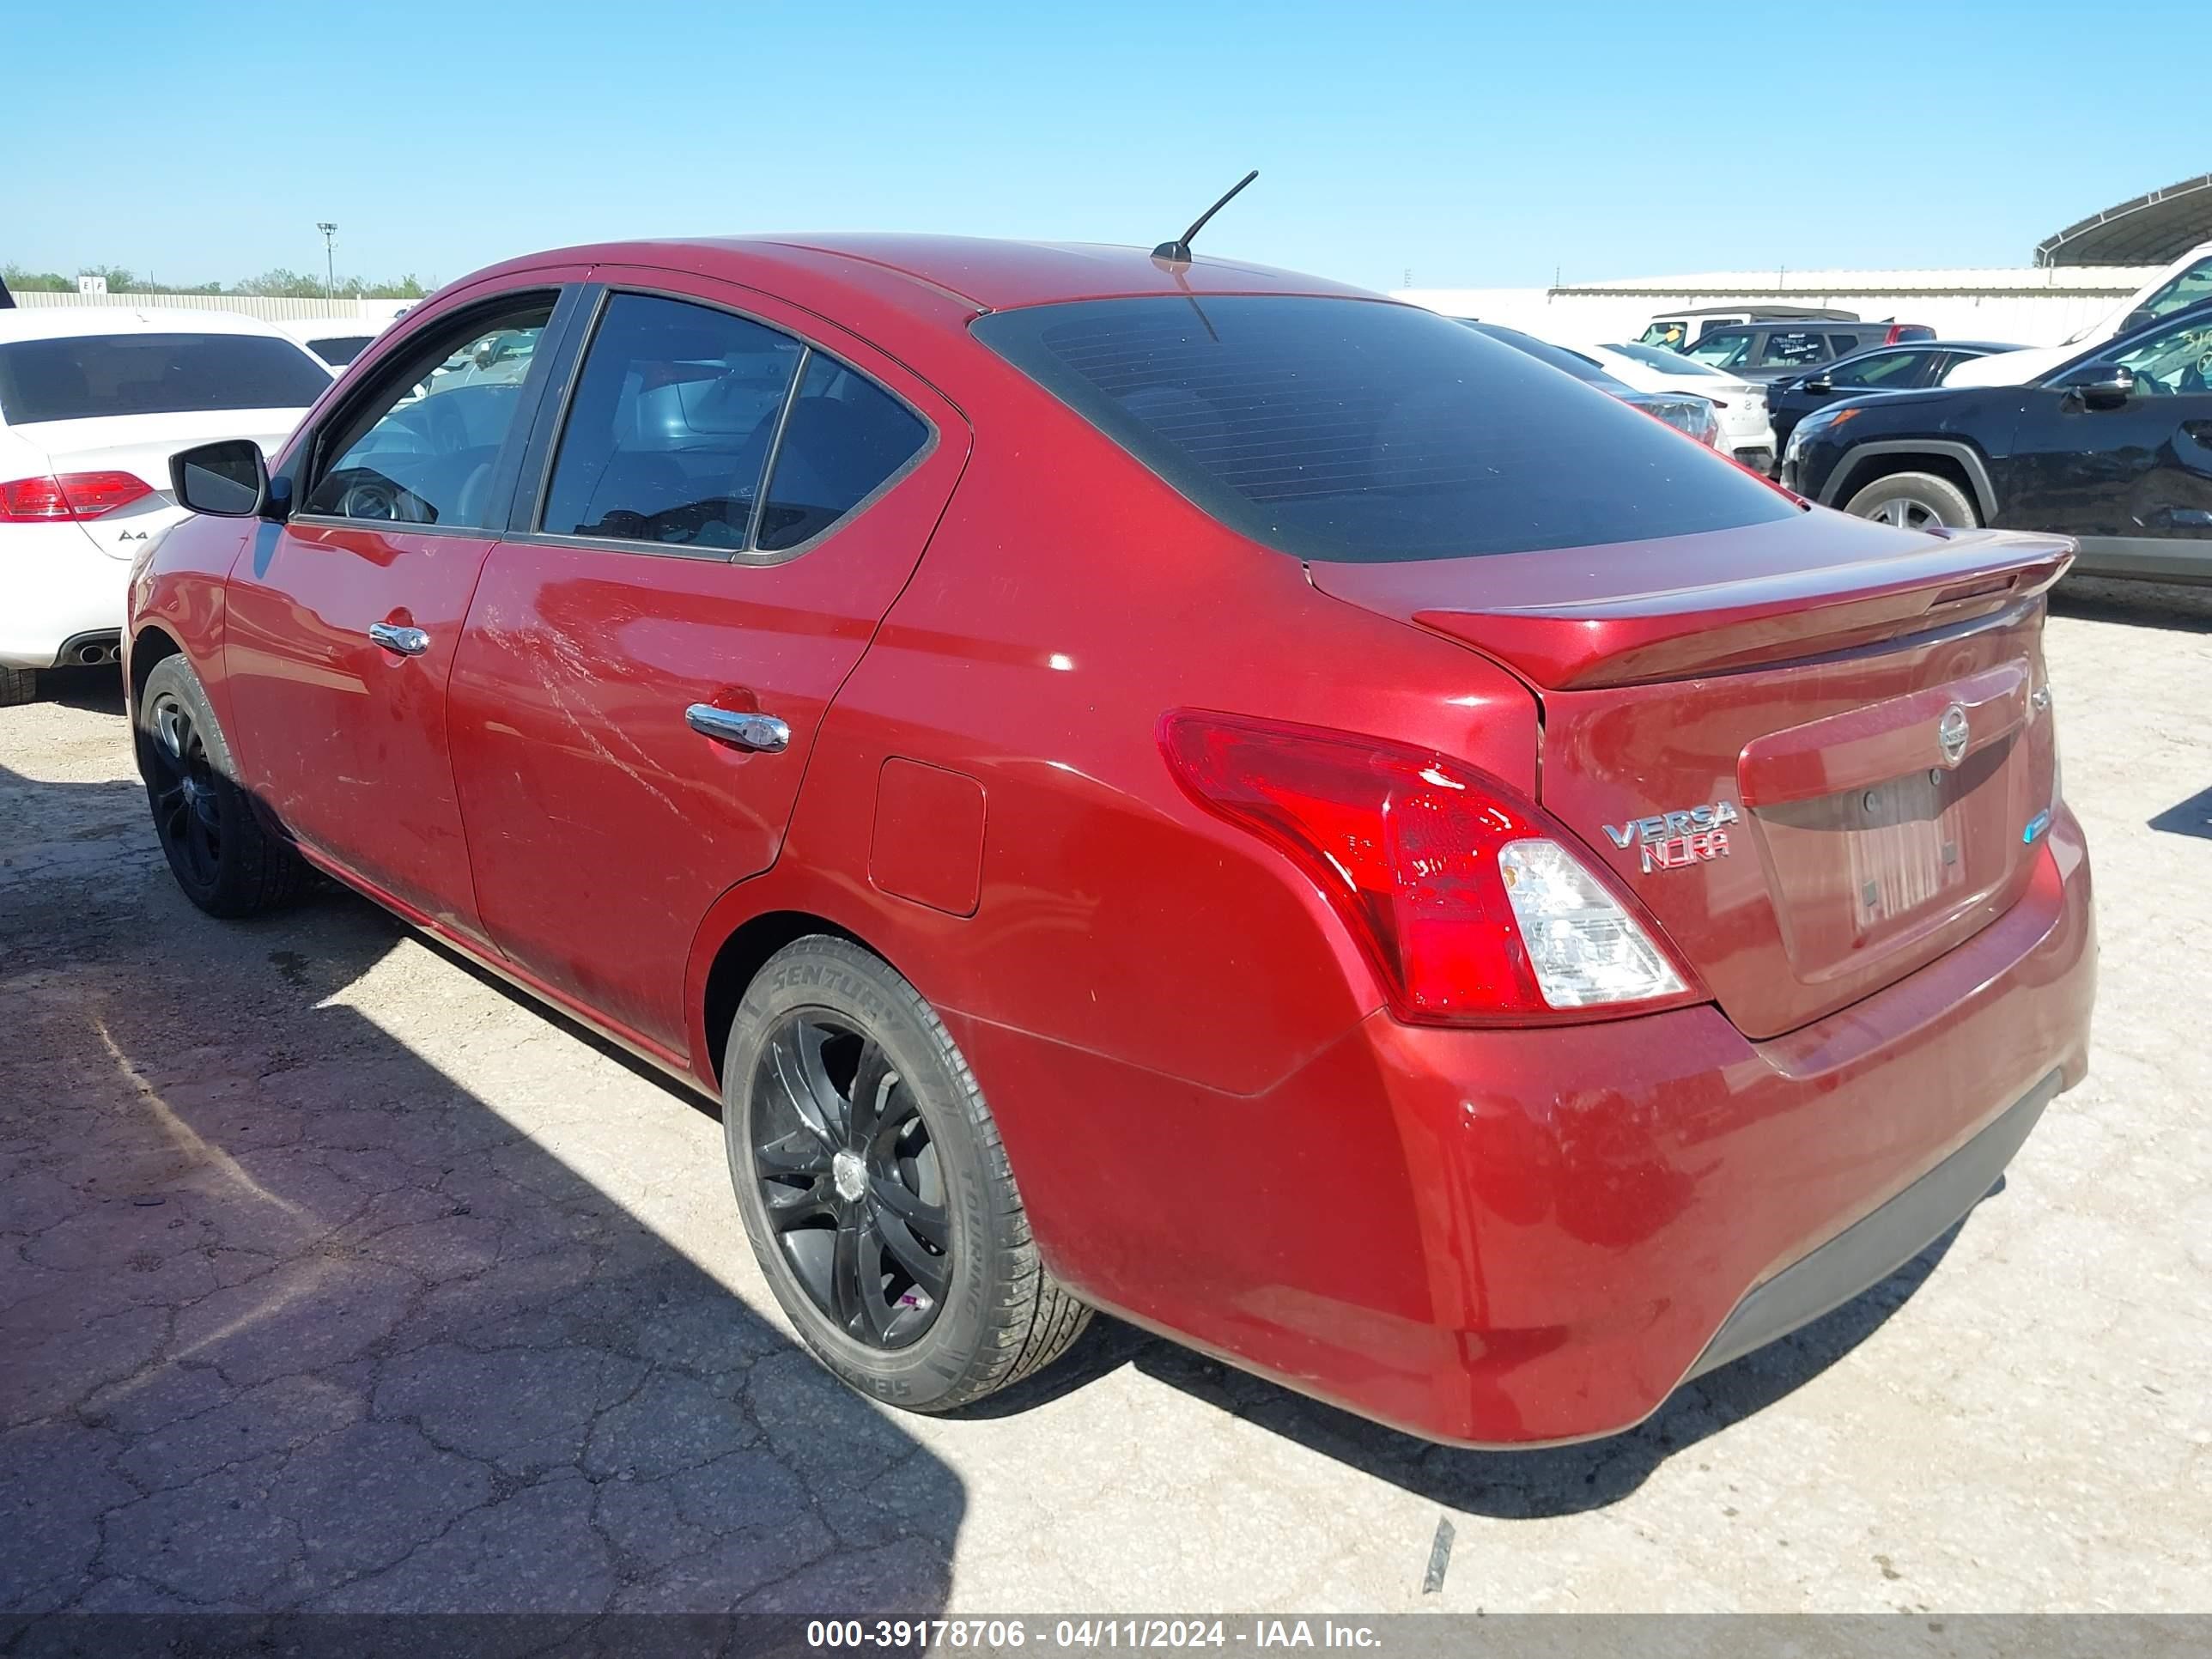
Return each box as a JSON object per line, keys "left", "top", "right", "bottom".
{"left": 270, "top": 316, "right": 382, "bottom": 338}
{"left": 1655, "top": 304, "right": 1855, "bottom": 319}
{"left": 1826, "top": 339, "right": 2016, "bottom": 361}
{"left": 0, "top": 306, "right": 298, "bottom": 343}
{"left": 1700, "top": 319, "right": 1894, "bottom": 334}
{"left": 470, "top": 234, "right": 1376, "bottom": 315}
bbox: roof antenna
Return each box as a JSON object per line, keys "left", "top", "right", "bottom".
{"left": 1153, "top": 170, "right": 1259, "bottom": 264}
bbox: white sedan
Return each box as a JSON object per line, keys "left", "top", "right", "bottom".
{"left": 1579, "top": 342, "right": 1778, "bottom": 472}
{"left": 271, "top": 314, "right": 390, "bottom": 370}
{"left": 0, "top": 307, "right": 332, "bottom": 703}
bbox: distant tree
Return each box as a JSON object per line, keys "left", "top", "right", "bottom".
{"left": 7, "top": 263, "right": 436, "bottom": 301}
{"left": 2, "top": 264, "right": 76, "bottom": 292}
{"left": 234, "top": 267, "right": 330, "bottom": 299}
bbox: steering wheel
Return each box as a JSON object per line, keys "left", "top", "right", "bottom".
{"left": 334, "top": 477, "right": 431, "bottom": 524}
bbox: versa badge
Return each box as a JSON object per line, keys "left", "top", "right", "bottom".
{"left": 1604, "top": 799, "right": 1739, "bottom": 872}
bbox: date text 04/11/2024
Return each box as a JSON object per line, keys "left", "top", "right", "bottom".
{"left": 804, "top": 1620, "right": 1384, "bottom": 1650}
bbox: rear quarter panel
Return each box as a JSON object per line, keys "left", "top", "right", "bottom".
{"left": 690, "top": 342, "right": 1542, "bottom": 1093}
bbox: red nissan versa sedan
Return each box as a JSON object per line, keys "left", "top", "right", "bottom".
{"left": 127, "top": 236, "right": 2094, "bottom": 1447}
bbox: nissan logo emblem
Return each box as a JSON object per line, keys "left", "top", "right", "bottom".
{"left": 1936, "top": 704, "right": 1970, "bottom": 768}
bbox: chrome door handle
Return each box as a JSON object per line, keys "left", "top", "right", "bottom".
{"left": 368, "top": 622, "right": 429, "bottom": 657}
{"left": 685, "top": 703, "right": 790, "bottom": 752}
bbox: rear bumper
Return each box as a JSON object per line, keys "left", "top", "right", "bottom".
{"left": 1684, "top": 1066, "right": 2057, "bottom": 1383}
{"left": 0, "top": 523, "right": 130, "bottom": 669}
{"left": 964, "top": 809, "right": 2094, "bottom": 1446}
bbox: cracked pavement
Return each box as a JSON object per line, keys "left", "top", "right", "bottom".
{"left": 3, "top": 578, "right": 2209, "bottom": 1614}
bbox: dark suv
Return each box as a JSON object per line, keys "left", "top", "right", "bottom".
{"left": 1783, "top": 297, "right": 2212, "bottom": 583}
{"left": 1681, "top": 319, "right": 1935, "bottom": 382}
{"left": 1765, "top": 340, "right": 2022, "bottom": 452}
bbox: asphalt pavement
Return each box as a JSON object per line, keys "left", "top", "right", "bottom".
{"left": 3, "top": 578, "right": 2207, "bottom": 1614}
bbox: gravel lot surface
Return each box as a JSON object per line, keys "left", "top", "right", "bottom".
{"left": 3, "top": 578, "right": 2208, "bottom": 1615}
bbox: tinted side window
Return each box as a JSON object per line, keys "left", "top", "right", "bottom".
{"left": 756, "top": 354, "right": 929, "bottom": 553}
{"left": 1757, "top": 331, "right": 1830, "bottom": 368}
{"left": 302, "top": 300, "right": 553, "bottom": 528}
{"left": 1683, "top": 331, "right": 1753, "bottom": 369}
{"left": 975, "top": 295, "right": 1797, "bottom": 563}
{"left": 0, "top": 334, "right": 331, "bottom": 425}
{"left": 1829, "top": 350, "right": 1921, "bottom": 389}
{"left": 541, "top": 295, "right": 801, "bottom": 550}
{"left": 309, "top": 335, "right": 374, "bottom": 366}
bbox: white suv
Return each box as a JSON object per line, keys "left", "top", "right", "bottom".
{"left": 1946, "top": 240, "right": 2212, "bottom": 387}
{"left": 0, "top": 307, "right": 331, "bottom": 703}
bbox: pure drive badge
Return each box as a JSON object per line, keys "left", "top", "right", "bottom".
{"left": 1603, "top": 800, "right": 1739, "bottom": 872}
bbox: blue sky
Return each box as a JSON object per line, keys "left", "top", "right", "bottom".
{"left": 11, "top": 2, "right": 2198, "bottom": 293}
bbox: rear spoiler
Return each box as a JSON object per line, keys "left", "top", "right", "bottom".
{"left": 1412, "top": 531, "right": 2074, "bottom": 690}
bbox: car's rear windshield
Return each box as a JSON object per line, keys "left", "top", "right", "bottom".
{"left": 1459, "top": 320, "right": 1618, "bottom": 386}
{"left": 308, "top": 334, "right": 375, "bottom": 366}
{"left": 973, "top": 296, "right": 1796, "bottom": 562}
{"left": 0, "top": 332, "right": 331, "bottom": 424}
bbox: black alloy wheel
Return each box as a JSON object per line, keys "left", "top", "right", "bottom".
{"left": 722, "top": 934, "right": 1091, "bottom": 1412}
{"left": 145, "top": 689, "right": 224, "bottom": 891}
{"left": 750, "top": 1010, "right": 951, "bottom": 1349}
{"left": 134, "top": 654, "right": 306, "bottom": 917}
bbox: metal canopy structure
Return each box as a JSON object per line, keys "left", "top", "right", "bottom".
{"left": 2037, "top": 173, "right": 2212, "bottom": 266}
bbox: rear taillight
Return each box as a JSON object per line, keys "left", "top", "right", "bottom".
{"left": 0, "top": 471, "right": 155, "bottom": 521}
{"left": 1159, "top": 712, "right": 1702, "bottom": 1025}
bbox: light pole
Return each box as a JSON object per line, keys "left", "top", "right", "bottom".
{"left": 316, "top": 222, "right": 337, "bottom": 300}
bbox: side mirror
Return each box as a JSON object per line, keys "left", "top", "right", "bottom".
{"left": 2069, "top": 365, "right": 2136, "bottom": 410}
{"left": 170, "top": 440, "right": 272, "bottom": 517}
{"left": 1803, "top": 374, "right": 1833, "bottom": 395}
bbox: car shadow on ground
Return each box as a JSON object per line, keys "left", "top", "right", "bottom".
{"left": 23, "top": 665, "right": 129, "bottom": 715}
{"left": 2051, "top": 576, "right": 2212, "bottom": 634}
{"left": 2148, "top": 787, "right": 2212, "bottom": 841}
{"left": 0, "top": 754, "right": 962, "bottom": 1617}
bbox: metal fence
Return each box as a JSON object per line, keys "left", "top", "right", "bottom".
{"left": 1396, "top": 266, "right": 2166, "bottom": 348}
{"left": 9, "top": 291, "right": 413, "bottom": 326}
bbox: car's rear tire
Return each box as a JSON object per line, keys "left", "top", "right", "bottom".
{"left": 0, "top": 667, "right": 35, "bottom": 708}
{"left": 1844, "top": 471, "right": 1979, "bottom": 532}
{"left": 723, "top": 935, "right": 1090, "bottom": 1413}
{"left": 136, "top": 655, "right": 307, "bottom": 917}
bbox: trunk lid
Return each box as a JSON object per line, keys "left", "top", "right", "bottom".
{"left": 13, "top": 410, "right": 311, "bottom": 560}
{"left": 1309, "top": 511, "right": 2071, "bottom": 1038}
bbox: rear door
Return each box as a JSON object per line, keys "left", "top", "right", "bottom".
{"left": 447, "top": 276, "right": 969, "bottom": 1056}
{"left": 223, "top": 285, "right": 577, "bottom": 946}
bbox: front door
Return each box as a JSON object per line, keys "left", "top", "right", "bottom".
{"left": 447, "top": 279, "right": 969, "bottom": 1056}
{"left": 223, "top": 288, "right": 568, "bottom": 945}
{"left": 2003, "top": 308, "right": 2212, "bottom": 573}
